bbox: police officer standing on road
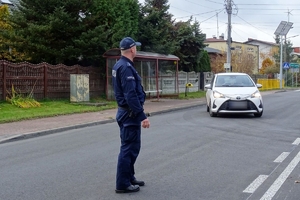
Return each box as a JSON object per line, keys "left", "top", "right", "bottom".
{"left": 112, "top": 37, "right": 150, "bottom": 193}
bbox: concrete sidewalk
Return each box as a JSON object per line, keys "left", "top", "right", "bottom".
{"left": 0, "top": 98, "right": 206, "bottom": 144}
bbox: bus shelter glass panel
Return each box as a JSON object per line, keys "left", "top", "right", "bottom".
{"left": 158, "top": 60, "right": 178, "bottom": 95}
{"left": 134, "top": 60, "right": 156, "bottom": 93}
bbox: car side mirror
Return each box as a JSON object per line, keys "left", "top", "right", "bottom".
{"left": 256, "top": 83, "right": 262, "bottom": 88}
{"left": 205, "top": 84, "right": 212, "bottom": 89}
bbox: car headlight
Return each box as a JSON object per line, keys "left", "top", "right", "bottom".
{"left": 213, "top": 91, "right": 225, "bottom": 98}
{"left": 251, "top": 90, "right": 261, "bottom": 98}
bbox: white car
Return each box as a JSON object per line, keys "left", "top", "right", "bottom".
{"left": 205, "top": 73, "right": 263, "bottom": 117}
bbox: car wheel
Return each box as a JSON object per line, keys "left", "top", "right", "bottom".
{"left": 254, "top": 111, "right": 263, "bottom": 117}
{"left": 209, "top": 101, "right": 217, "bottom": 117}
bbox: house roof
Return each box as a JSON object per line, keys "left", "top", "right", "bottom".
{"left": 204, "top": 38, "right": 226, "bottom": 43}
{"left": 204, "top": 47, "right": 222, "bottom": 54}
{"left": 244, "top": 38, "right": 278, "bottom": 46}
{"left": 291, "top": 52, "right": 300, "bottom": 57}
{"left": 205, "top": 37, "right": 278, "bottom": 47}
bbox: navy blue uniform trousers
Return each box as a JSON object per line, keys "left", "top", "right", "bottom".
{"left": 116, "top": 122, "right": 141, "bottom": 190}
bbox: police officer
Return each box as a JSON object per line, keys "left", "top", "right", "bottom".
{"left": 112, "top": 37, "right": 150, "bottom": 193}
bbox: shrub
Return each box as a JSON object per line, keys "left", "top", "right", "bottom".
{"left": 6, "top": 85, "right": 40, "bottom": 108}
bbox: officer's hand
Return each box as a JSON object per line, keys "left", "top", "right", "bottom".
{"left": 142, "top": 118, "right": 150, "bottom": 128}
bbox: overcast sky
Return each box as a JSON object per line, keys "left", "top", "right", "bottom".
{"left": 138, "top": 0, "right": 300, "bottom": 47}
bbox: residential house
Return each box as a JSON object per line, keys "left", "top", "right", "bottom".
{"left": 291, "top": 47, "right": 300, "bottom": 60}
{"left": 204, "top": 35, "right": 259, "bottom": 74}
{"left": 293, "top": 47, "right": 300, "bottom": 53}
{"left": 204, "top": 46, "right": 222, "bottom": 61}
{"left": 204, "top": 46, "right": 223, "bottom": 73}
{"left": 244, "top": 38, "right": 279, "bottom": 71}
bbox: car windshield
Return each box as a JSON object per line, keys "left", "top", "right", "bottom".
{"left": 215, "top": 75, "right": 255, "bottom": 87}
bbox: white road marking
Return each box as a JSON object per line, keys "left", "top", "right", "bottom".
{"left": 273, "top": 152, "right": 290, "bottom": 163}
{"left": 292, "top": 138, "right": 300, "bottom": 145}
{"left": 260, "top": 151, "right": 300, "bottom": 200}
{"left": 243, "top": 175, "right": 268, "bottom": 193}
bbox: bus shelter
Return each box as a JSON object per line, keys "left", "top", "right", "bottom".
{"left": 103, "top": 48, "right": 180, "bottom": 100}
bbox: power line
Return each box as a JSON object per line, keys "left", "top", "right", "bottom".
{"left": 184, "top": 0, "right": 220, "bottom": 9}
{"left": 204, "top": 0, "right": 223, "bottom": 5}
{"left": 237, "top": 8, "right": 300, "bottom": 11}
{"left": 236, "top": 15, "right": 273, "bottom": 37}
{"left": 173, "top": 8, "right": 224, "bottom": 19}
{"left": 200, "top": 9, "right": 225, "bottom": 23}
{"left": 232, "top": 29, "right": 247, "bottom": 42}
{"left": 236, "top": 3, "right": 300, "bottom": 6}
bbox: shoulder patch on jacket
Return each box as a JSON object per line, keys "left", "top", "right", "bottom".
{"left": 112, "top": 70, "right": 116, "bottom": 77}
{"left": 126, "top": 76, "right": 135, "bottom": 80}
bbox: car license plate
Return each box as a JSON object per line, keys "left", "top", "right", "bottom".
{"left": 229, "top": 101, "right": 247, "bottom": 109}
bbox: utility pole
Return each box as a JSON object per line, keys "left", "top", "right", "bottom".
{"left": 216, "top": 12, "right": 219, "bottom": 38}
{"left": 274, "top": 21, "right": 293, "bottom": 89}
{"left": 284, "top": 9, "right": 293, "bottom": 63}
{"left": 226, "top": 0, "right": 232, "bottom": 72}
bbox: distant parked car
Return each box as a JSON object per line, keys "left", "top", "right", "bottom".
{"left": 205, "top": 72, "right": 263, "bottom": 117}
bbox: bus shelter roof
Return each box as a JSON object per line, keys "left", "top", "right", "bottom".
{"left": 103, "top": 48, "right": 179, "bottom": 61}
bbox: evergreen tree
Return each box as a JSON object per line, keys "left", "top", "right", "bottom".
{"left": 105, "top": 0, "right": 140, "bottom": 48}
{"left": 172, "top": 18, "right": 207, "bottom": 72}
{"left": 284, "top": 39, "right": 293, "bottom": 63}
{"left": 77, "top": 0, "right": 139, "bottom": 66}
{"left": 274, "top": 35, "right": 280, "bottom": 44}
{"left": 6, "top": 0, "right": 93, "bottom": 64}
{"left": 199, "top": 50, "right": 211, "bottom": 72}
{"left": 138, "top": 0, "right": 175, "bottom": 54}
{"left": 4, "top": 0, "right": 140, "bottom": 66}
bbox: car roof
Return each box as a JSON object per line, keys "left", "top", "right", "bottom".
{"left": 216, "top": 72, "right": 248, "bottom": 76}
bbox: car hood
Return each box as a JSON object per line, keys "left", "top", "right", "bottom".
{"left": 214, "top": 87, "right": 258, "bottom": 95}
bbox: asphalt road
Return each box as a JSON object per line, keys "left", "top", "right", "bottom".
{"left": 0, "top": 90, "right": 300, "bottom": 200}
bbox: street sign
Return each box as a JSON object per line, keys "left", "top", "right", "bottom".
{"left": 224, "top": 63, "right": 230, "bottom": 69}
{"left": 283, "top": 62, "right": 290, "bottom": 69}
{"left": 290, "top": 68, "right": 299, "bottom": 73}
{"left": 290, "top": 63, "right": 299, "bottom": 68}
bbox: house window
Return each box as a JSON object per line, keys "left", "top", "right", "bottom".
{"left": 235, "top": 46, "right": 242, "bottom": 53}
{"left": 247, "top": 47, "right": 254, "bottom": 52}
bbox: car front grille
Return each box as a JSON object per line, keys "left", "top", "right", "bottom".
{"left": 219, "top": 100, "right": 257, "bottom": 111}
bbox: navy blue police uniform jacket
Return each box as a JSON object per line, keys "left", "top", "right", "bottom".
{"left": 112, "top": 56, "right": 147, "bottom": 127}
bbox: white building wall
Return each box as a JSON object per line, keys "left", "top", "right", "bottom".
{"left": 245, "top": 41, "right": 275, "bottom": 70}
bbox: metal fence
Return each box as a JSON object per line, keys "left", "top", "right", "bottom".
{"left": 0, "top": 60, "right": 105, "bottom": 100}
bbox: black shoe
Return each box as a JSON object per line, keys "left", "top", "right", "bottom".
{"left": 115, "top": 185, "right": 140, "bottom": 193}
{"left": 131, "top": 179, "right": 145, "bottom": 186}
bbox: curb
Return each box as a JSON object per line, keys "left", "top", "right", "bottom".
{"left": 0, "top": 119, "right": 115, "bottom": 144}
